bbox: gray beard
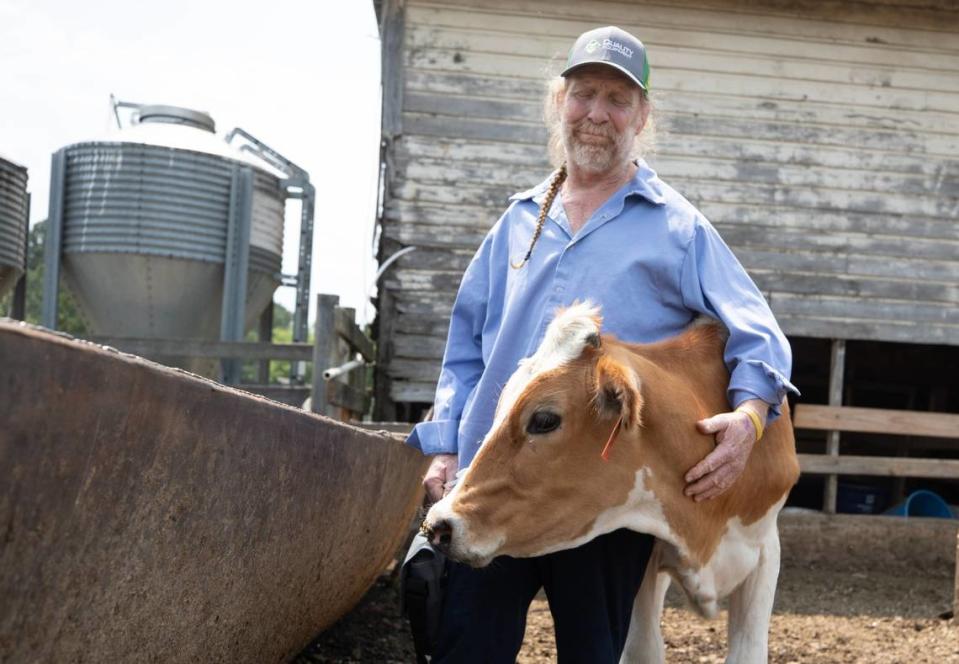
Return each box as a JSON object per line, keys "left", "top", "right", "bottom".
{"left": 561, "top": 120, "right": 633, "bottom": 174}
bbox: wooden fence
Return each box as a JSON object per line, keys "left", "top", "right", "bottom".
{"left": 93, "top": 294, "right": 374, "bottom": 421}
{"left": 794, "top": 403, "right": 959, "bottom": 511}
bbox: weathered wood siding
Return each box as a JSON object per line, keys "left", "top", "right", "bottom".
{"left": 377, "top": 0, "right": 959, "bottom": 405}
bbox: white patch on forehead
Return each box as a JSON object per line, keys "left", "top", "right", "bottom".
{"left": 526, "top": 301, "right": 601, "bottom": 375}
{"left": 490, "top": 301, "right": 601, "bottom": 429}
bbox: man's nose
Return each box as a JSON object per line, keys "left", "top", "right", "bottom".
{"left": 586, "top": 100, "right": 610, "bottom": 124}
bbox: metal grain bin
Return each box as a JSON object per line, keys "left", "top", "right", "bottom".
{"left": 53, "top": 105, "right": 284, "bottom": 342}
{"left": 0, "top": 155, "right": 28, "bottom": 300}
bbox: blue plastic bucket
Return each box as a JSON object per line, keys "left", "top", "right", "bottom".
{"left": 884, "top": 489, "right": 955, "bottom": 519}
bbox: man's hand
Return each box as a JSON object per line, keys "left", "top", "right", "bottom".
{"left": 684, "top": 400, "right": 767, "bottom": 502}
{"left": 423, "top": 453, "right": 459, "bottom": 504}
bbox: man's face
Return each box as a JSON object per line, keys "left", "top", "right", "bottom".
{"left": 560, "top": 65, "right": 648, "bottom": 174}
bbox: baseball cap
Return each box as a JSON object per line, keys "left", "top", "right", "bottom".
{"left": 561, "top": 26, "right": 650, "bottom": 91}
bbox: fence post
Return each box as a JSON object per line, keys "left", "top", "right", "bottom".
{"left": 823, "top": 339, "right": 846, "bottom": 514}
{"left": 342, "top": 306, "right": 361, "bottom": 421}
{"left": 311, "top": 294, "right": 339, "bottom": 417}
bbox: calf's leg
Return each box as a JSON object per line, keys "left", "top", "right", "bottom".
{"left": 725, "top": 530, "right": 781, "bottom": 664}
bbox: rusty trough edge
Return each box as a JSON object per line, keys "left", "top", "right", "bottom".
{"left": 0, "top": 319, "right": 429, "bottom": 663}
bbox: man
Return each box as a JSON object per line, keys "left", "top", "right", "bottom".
{"left": 405, "top": 26, "right": 797, "bottom": 663}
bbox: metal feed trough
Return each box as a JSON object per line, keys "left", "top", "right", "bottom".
{"left": 0, "top": 320, "right": 427, "bottom": 662}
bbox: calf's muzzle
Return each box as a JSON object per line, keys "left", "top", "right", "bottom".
{"left": 422, "top": 518, "right": 453, "bottom": 553}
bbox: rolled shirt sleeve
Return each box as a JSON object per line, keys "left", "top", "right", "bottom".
{"left": 680, "top": 219, "right": 799, "bottom": 422}
{"left": 405, "top": 230, "right": 494, "bottom": 455}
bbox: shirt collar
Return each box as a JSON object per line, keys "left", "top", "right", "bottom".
{"left": 508, "top": 159, "right": 667, "bottom": 207}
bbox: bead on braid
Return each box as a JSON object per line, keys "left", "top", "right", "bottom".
{"left": 510, "top": 164, "right": 568, "bottom": 269}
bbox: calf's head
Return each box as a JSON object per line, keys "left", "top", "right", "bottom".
{"left": 423, "top": 303, "right": 649, "bottom": 566}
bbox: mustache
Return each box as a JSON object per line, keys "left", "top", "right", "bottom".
{"left": 574, "top": 121, "right": 613, "bottom": 138}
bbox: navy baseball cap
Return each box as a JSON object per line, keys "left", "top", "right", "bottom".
{"left": 561, "top": 26, "right": 650, "bottom": 91}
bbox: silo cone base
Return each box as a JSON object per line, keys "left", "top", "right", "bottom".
{"left": 61, "top": 252, "right": 281, "bottom": 379}
{"left": 0, "top": 320, "right": 428, "bottom": 663}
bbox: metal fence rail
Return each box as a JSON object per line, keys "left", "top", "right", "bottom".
{"left": 91, "top": 293, "right": 373, "bottom": 420}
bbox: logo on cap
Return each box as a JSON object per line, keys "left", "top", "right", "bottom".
{"left": 585, "top": 39, "right": 601, "bottom": 54}
{"left": 603, "top": 38, "right": 633, "bottom": 59}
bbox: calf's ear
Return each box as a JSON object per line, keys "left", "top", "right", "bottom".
{"left": 592, "top": 355, "right": 643, "bottom": 429}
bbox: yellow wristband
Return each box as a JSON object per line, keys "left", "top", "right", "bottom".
{"left": 737, "top": 407, "right": 764, "bottom": 442}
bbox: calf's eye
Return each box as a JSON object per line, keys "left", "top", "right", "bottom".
{"left": 527, "top": 411, "right": 562, "bottom": 435}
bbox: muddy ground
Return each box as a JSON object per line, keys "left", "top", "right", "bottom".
{"left": 295, "top": 558, "right": 957, "bottom": 663}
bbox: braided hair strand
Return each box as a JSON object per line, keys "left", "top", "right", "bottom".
{"left": 510, "top": 164, "right": 568, "bottom": 269}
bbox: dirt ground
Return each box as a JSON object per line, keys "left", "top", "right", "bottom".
{"left": 294, "top": 559, "right": 957, "bottom": 663}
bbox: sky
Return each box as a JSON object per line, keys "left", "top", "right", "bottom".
{"left": 0, "top": 0, "right": 382, "bottom": 324}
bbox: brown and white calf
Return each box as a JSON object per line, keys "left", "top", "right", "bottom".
{"left": 424, "top": 303, "right": 799, "bottom": 663}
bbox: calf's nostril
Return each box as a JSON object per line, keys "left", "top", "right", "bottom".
{"left": 430, "top": 519, "right": 453, "bottom": 549}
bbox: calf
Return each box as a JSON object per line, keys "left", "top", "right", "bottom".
{"left": 424, "top": 303, "right": 799, "bottom": 663}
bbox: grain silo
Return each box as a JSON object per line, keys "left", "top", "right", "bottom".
{"left": 42, "top": 102, "right": 314, "bottom": 377}
{"left": 0, "top": 155, "right": 29, "bottom": 301}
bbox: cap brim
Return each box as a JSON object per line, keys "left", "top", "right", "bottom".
{"left": 560, "top": 61, "right": 648, "bottom": 91}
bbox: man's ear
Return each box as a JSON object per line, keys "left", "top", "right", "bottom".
{"left": 592, "top": 354, "right": 643, "bottom": 429}
{"left": 554, "top": 82, "right": 568, "bottom": 109}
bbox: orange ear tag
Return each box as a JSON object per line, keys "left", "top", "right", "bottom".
{"left": 600, "top": 414, "right": 623, "bottom": 462}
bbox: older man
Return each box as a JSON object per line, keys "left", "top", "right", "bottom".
{"left": 405, "top": 26, "right": 797, "bottom": 663}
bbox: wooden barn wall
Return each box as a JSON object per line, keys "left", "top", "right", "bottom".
{"left": 376, "top": 0, "right": 959, "bottom": 406}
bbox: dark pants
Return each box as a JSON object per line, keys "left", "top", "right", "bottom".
{"left": 434, "top": 529, "right": 655, "bottom": 664}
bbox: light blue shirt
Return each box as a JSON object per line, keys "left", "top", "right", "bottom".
{"left": 407, "top": 160, "right": 798, "bottom": 468}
